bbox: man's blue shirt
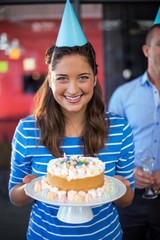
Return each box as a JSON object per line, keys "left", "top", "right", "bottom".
{"left": 109, "top": 71, "right": 160, "bottom": 172}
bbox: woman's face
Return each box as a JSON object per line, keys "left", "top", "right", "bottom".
{"left": 50, "top": 54, "right": 97, "bottom": 116}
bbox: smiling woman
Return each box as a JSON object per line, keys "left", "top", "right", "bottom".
{"left": 8, "top": 40, "right": 134, "bottom": 240}
{"left": 8, "top": 1, "right": 134, "bottom": 240}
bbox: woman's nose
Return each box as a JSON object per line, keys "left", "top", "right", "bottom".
{"left": 67, "top": 80, "right": 79, "bottom": 94}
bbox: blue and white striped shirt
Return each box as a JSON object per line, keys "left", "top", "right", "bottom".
{"left": 9, "top": 112, "right": 134, "bottom": 240}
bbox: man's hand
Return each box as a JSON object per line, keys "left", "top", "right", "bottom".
{"left": 134, "top": 167, "right": 154, "bottom": 189}
{"left": 152, "top": 171, "right": 160, "bottom": 194}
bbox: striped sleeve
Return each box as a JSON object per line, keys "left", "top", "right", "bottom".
{"left": 9, "top": 118, "right": 33, "bottom": 190}
{"left": 114, "top": 116, "right": 135, "bottom": 189}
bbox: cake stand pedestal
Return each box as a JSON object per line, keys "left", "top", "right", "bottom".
{"left": 57, "top": 205, "right": 93, "bottom": 223}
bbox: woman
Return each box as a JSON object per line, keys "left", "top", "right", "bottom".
{"left": 9, "top": 42, "right": 134, "bottom": 239}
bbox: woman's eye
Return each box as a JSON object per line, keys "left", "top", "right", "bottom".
{"left": 57, "top": 76, "right": 67, "bottom": 81}
{"left": 79, "top": 75, "right": 89, "bottom": 81}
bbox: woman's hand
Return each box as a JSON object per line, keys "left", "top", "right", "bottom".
{"left": 23, "top": 174, "right": 37, "bottom": 184}
{"left": 115, "top": 175, "right": 131, "bottom": 187}
{"left": 114, "top": 175, "right": 134, "bottom": 208}
{"left": 9, "top": 174, "right": 37, "bottom": 207}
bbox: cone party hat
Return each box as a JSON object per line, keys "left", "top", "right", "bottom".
{"left": 154, "top": 7, "right": 160, "bottom": 25}
{"left": 56, "top": 0, "right": 87, "bottom": 47}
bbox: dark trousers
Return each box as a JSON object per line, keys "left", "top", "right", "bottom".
{"left": 117, "top": 189, "right": 160, "bottom": 240}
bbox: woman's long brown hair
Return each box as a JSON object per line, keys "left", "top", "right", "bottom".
{"left": 34, "top": 42, "right": 109, "bottom": 157}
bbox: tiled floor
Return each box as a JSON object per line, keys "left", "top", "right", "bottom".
{"left": 0, "top": 170, "right": 31, "bottom": 240}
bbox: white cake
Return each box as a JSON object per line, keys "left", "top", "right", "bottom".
{"left": 34, "top": 155, "right": 116, "bottom": 203}
{"left": 47, "top": 156, "right": 105, "bottom": 192}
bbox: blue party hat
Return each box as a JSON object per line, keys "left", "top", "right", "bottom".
{"left": 154, "top": 7, "right": 160, "bottom": 25}
{"left": 56, "top": 0, "right": 87, "bottom": 47}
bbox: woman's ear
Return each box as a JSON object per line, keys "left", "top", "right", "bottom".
{"left": 94, "top": 75, "right": 97, "bottom": 86}
{"left": 48, "top": 65, "right": 52, "bottom": 88}
{"left": 48, "top": 71, "right": 53, "bottom": 88}
{"left": 48, "top": 79, "right": 51, "bottom": 88}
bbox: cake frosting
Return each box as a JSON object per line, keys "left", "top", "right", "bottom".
{"left": 34, "top": 155, "right": 116, "bottom": 203}
{"left": 47, "top": 156, "right": 105, "bottom": 191}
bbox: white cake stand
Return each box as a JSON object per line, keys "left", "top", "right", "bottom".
{"left": 25, "top": 176, "right": 126, "bottom": 224}
{"left": 57, "top": 205, "right": 93, "bottom": 223}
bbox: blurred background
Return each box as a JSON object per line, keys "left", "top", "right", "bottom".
{"left": 0, "top": 0, "right": 159, "bottom": 239}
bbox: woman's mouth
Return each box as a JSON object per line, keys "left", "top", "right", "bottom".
{"left": 65, "top": 95, "right": 82, "bottom": 103}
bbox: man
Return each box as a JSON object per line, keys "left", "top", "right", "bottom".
{"left": 108, "top": 22, "right": 160, "bottom": 240}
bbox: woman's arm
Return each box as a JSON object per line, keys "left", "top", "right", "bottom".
{"left": 114, "top": 175, "right": 134, "bottom": 207}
